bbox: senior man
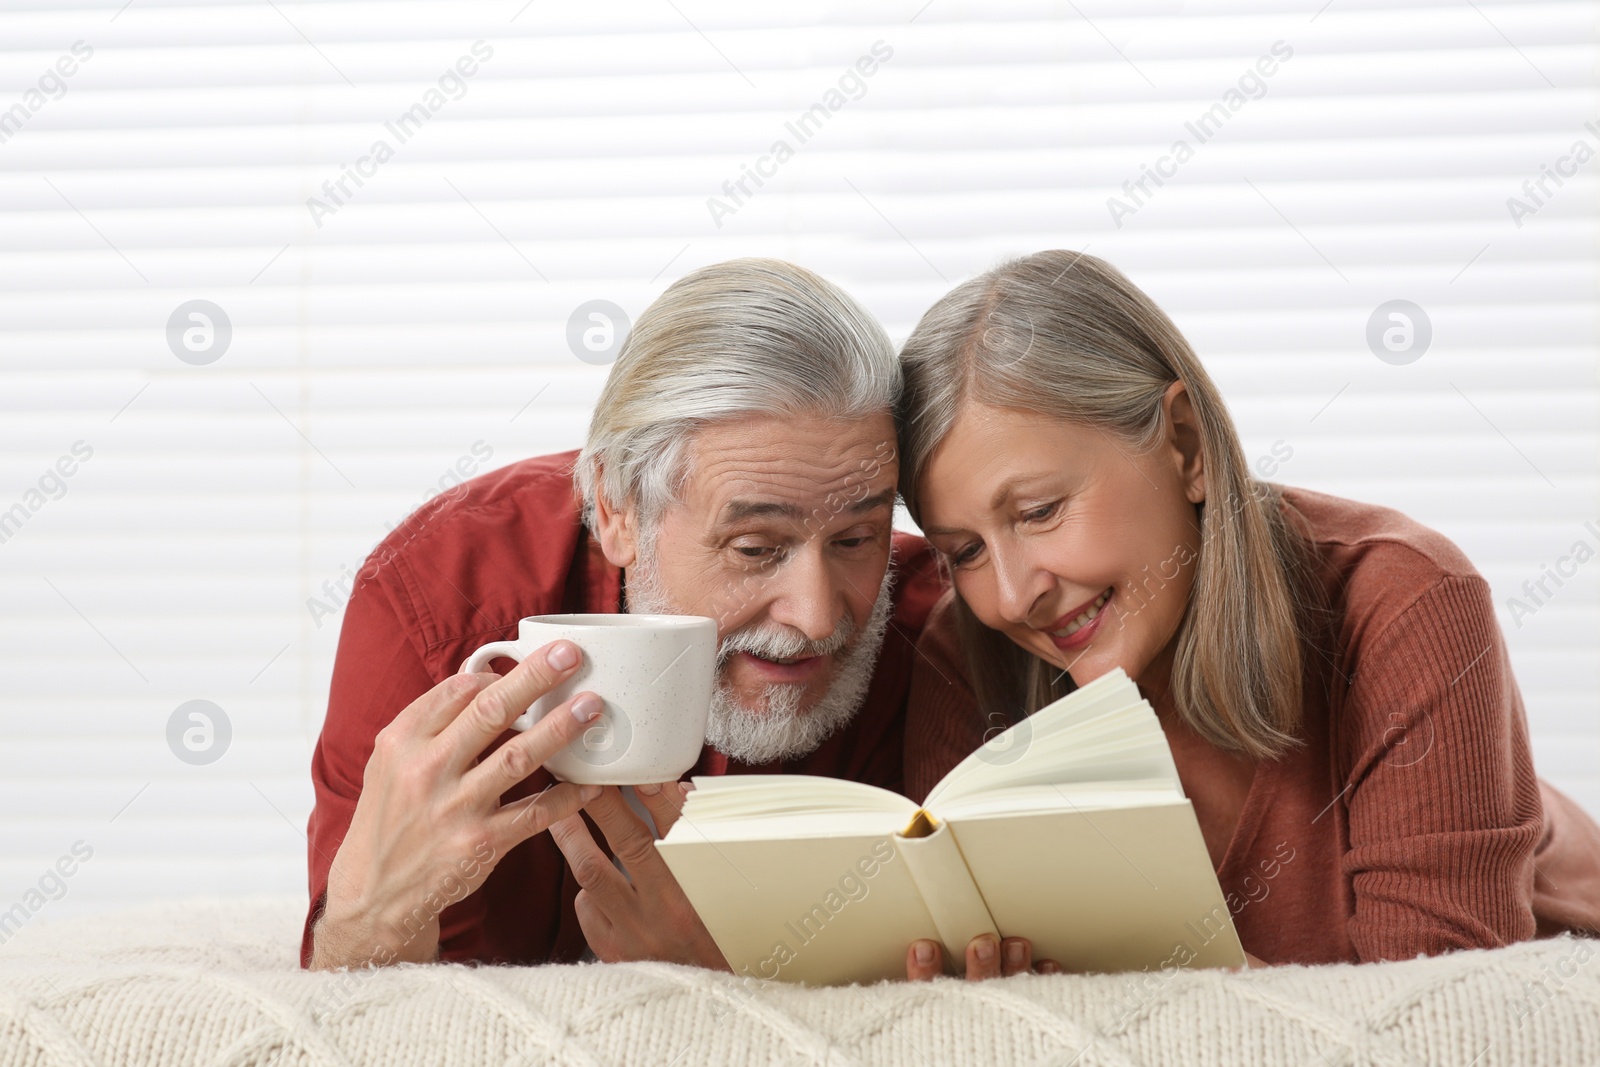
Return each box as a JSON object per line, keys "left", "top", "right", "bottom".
{"left": 303, "top": 258, "right": 950, "bottom": 972}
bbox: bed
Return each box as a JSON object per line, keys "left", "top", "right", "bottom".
{"left": 1, "top": 896, "right": 1595, "bottom": 1066}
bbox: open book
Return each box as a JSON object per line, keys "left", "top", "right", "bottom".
{"left": 655, "top": 667, "right": 1245, "bottom": 986}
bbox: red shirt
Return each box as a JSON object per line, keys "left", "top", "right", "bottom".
{"left": 302, "top": 449, "right": 945, "bottom": 967}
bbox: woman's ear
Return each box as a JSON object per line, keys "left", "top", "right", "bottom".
{"left": 1162, "top": 380, "right": 1206, "bottom": 505}
{"left": 591, "top": 470, "right": 639, "bottom": 569}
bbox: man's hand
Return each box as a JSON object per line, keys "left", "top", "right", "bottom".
{"left": 548, "top": 782, "right": 731, "bottom": 970}
{"left": 310, "top": 640, "right": 605, "bottom": 971}
{"left": 906, "top": 935, "right": 1062, "bottom": 981}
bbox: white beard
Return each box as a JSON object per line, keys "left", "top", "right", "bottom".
{"left": 624, "top": 545, "right": 896, "bottom": 765}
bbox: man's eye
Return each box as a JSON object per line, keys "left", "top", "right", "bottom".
{"left": 835, "top": 536, "right": 870, "bottom": 549}
{"left": 736, "top": 546, "right": 774, "bottom": 559}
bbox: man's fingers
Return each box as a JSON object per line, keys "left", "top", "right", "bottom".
{"left": 965, "top": 934, "right": 1002, "bottom": 981}
{"left": 460, "top": 689, "right": 604, "bottom": 804}
{"left": 1037, "top": 959, "right": 1062, "bottom": 974}
{"left": 573, "top": 888, "right": 617, "bottom": 959}
{"left": 631, "top": 781, "right": 692, "bottom": 837}
{"left": 439, "top": 640, "right": 585, "bottom": 768}
{"left": 906, "top": 939, "right": 942, "bottom": 981}
{"left": 489, "top": 781, "right": 599, "bottom": 849}
{"left": 548, "top": 812, "right": 632, "bottom": 911}
{"left": 391, "top": 671, "right": 496, "bottom": 742}
{"left": 585, "top": 786, "right": 670, "bottom": 877}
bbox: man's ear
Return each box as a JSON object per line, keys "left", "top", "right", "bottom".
{"left": 1162, "top": 380, "right": 1206, "bottom": 506}
{"left": 591, "top": 478, "right": 640, "bottom": 569}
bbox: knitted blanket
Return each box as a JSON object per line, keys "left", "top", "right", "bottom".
{"left": 1, "top": 896, "right": 1596, "bottom": 1067}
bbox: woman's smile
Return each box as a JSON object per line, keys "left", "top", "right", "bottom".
{"left": 1044, "top": 586, "right": 1114, "bottom": 650}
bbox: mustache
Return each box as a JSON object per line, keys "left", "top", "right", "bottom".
{"left": 717, "top": 613, "right": 857, "bottom": 666}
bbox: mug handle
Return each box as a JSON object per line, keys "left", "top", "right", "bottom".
{"left": 459, "top": 641, "right": 522, "bottom": 675}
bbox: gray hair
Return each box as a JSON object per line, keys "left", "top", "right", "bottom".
{"left": 576, "top": 258, "right": 898, "bottom": 529}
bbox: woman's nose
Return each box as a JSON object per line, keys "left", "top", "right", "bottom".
{"left": 991, "top": 543, "right": 1050, "bottom": 627}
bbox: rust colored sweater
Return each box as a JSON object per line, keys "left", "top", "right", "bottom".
{"left": 905, "top": 485, "right": 1600, "bottom": 965}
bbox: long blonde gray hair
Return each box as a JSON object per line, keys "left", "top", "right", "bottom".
{"left": 897, "top": 250, "right": 1334, "bottom": 760}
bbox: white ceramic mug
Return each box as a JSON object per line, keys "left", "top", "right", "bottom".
{"left": 458, "top": 613, "right": 717, "bottom": 785}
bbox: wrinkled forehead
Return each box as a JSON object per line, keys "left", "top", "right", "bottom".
{"left": 680, "top": 413, "right": 898, "bottom": 524}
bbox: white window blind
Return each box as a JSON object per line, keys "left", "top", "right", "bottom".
{"left": 1, "top": 0, "right": 1595, "bottom": 919}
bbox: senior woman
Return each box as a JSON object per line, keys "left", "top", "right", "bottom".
{"left": 896, "top": 250, "right": 1600, "bottom": 977}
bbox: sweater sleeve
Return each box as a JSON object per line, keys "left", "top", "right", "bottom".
{"left": 904, "top": 591, "right": 990, "bottom": 805}
{"left": 1337, "top": 572, "right": 1543, "bottom": 961}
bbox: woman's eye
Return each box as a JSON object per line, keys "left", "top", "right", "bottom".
{"left": 950, "top": 543, "right": 981, "bottom": 567}
{"left": 1022, "top": 501, "right": 1059, "bottom": 523}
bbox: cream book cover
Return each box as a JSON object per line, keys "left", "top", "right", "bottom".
{"left": 655, "top": 667, "right": 1246, "bottom": 986}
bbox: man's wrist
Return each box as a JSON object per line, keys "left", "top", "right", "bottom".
{"left": 311, "top": 890, "right": 440, "bottom": 970}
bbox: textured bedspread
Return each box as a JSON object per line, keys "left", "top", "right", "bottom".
{"left": 1, "top": 897, "right": 1596, "bottom": 1066}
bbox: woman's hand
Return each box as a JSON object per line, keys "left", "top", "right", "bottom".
{"left": 906, "top": 934, "right": 1063, "bottom": 980}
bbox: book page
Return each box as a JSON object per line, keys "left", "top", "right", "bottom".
{"left": 948, "top": 801, "right": 1246, "bottom": 972}
{"left": 656, "top": 831, "right": 942, "bottom": 986}
{"left": 936, "top": 780, "right": 1185, "bottom": 821}
{"left": 927, "top": 667, "right": 1182, "bottom": 808}
{"left": 669, "top": 774, "right": 917, "bottom": 839}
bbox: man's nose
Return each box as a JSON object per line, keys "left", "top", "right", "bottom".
{"left": 765, "top": 546, "right": 849, "bottom": 643}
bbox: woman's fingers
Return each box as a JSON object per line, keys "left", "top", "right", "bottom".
{"left": 965, "top": 934, "right": 1002, "bottom": 980}
{"left": 907, "top": 936, "right": 1060, "bottom": 981}
{"left": 1000, "top": 937, "right": 1032, "bottom": 977}
{"left": 906, "top": 939, "right": 943, "bottom": 981}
